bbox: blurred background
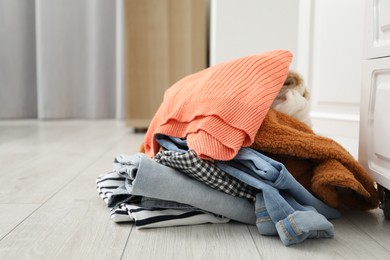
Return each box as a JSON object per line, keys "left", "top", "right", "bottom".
{"left": 0, "top": 0, "right": 367, "bottom": 155}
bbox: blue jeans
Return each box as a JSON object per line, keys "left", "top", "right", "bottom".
{"left": 155, "top": 134, "right": 189, "bottom": 152}
{"left": 216, "top": 148, "right": 341, "bottom": 246}
{"left": 112, "top": 153, "right": 256, "bottom": 225}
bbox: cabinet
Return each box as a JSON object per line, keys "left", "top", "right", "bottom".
{"left": 359, "top": 0, "right": 390, "bottom": 218}
{"left": 124, "top": 0, "right": 207, "bottom": 128}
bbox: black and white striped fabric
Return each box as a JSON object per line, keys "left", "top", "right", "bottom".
{"left": 96, "top": 170, "right": 126, "bottom": 206}
{"left": 96, "top": 170, "right": 230, "bottom": 228}
{"left": 126, "top": 204, "right": 229, "bottom": 228}
{"left": 154, "top": 149, "right": 256, "bottom": 200}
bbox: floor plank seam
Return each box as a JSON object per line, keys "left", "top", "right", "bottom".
{"left": 246, "top": 224, "right": 264, "bottom": 259}
{"left": 345, "top": 213, "right": 390, "bottom": 254}
{"left": 0, "top": 134, "right": 126, "bottom": 243}
{"left": 119, "top": 223, "right": 135, "bottom": 260}
{"left": 0, "top": 205, "right": 40, "bottom": 242}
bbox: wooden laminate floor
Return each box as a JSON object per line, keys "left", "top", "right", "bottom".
{"left": 0, "top": 120, "right": 389, "bottom": 260}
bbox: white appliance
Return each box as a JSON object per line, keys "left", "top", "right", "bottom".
{"left": 359, "top": 0, "right": 390, "bottom": 218}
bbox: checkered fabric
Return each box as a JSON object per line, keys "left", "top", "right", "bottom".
{"left": 154, "top": 149, "right": 255, "bottom": 200}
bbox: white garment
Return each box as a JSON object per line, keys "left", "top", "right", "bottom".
{"left": 272, "top": 89, "right": 312, "bottom": 127}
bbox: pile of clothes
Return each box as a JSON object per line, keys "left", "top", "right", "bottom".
{"left": 96, "top": 50, "right": 379, "bottom": 246}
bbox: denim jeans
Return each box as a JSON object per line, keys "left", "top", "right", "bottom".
{"left": 112, "top": 153, "right": 256, "bottom": 225}
{"left": 155, "top": 134, "right": 189, "bottom": 152}
{"left": 216, "top": 147, "right": 341, "bottom": 246}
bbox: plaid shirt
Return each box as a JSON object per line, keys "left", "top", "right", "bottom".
{"left": 154, "top": 149, "right": 255, "bottom": 200}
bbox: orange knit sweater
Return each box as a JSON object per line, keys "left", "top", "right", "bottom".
{"left": 144, "top": 50, "right": 293, "bottom": 160}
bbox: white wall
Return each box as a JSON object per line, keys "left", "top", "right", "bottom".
{"left": 210, "top": 0, "right": 300, "bottom": 68}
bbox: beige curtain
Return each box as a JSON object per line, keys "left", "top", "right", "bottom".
{"left": 124, "top": 0, "right": 207, "bottom": 128}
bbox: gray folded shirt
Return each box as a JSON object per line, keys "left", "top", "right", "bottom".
{"left": 111, "top": 153, "right": 256, "bottom": 225}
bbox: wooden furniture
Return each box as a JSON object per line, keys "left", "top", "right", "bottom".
{"left": 359, "top": 0, "right": 390, "bottom": 219}
{"left": 124, "top": 0, "right": 207, "bottom": 128}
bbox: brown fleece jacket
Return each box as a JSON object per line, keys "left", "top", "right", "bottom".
{"left": 251, "top": 109, "right": 379, "bottom": 210}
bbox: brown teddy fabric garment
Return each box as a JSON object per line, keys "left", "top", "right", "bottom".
{"left": 250, "top": 109, "right": 379, "bottom": 210}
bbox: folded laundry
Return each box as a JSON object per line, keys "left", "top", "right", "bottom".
{"left": 96, "top": 171, "right": 229, "bottom": 227}
{"left": 143, "top": 50, "right": 293, "bottom": 161}
{"left": 216, "top": 147, "right": 340, "bottom": 246}
{"left": 251, "top": 109, "right": 379, "bottom": 210}
{"left": 96, "top": 47, "right": 372, "bottom": 244}
{"left": 154, "top": 134, "right": 255, "bottom": 200}
{"left": 150, "top": 135, "right": 339, "bottom": 245}
{"left": 98, "top": 153, "right": 256, "bottom": 225}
